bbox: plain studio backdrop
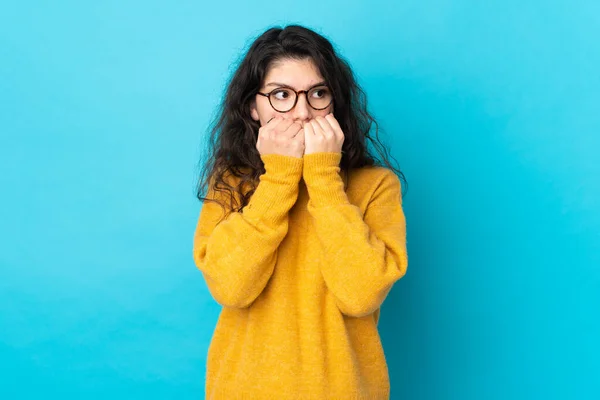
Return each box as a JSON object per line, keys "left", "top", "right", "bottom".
{"left": 1, "top": 1, "right": 598, "bottom": 399}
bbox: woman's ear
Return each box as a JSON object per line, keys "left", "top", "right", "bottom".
{"left": 250, "top": 99, "right": 260, "bottom": 122}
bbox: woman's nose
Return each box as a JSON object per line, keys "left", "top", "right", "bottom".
{"left": 292, "top": 92, "right": 311, "bottom": 121}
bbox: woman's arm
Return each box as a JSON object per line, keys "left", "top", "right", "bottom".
{"left": 193, "top": 154, "right": 303, "bottom": 308}
{"left": 303, "top": 152, "right": 408, "bottom": 318}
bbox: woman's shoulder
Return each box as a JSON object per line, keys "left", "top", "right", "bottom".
{"left": 347, "top": 165, "right": 399, "bottom": 187}
{"left": 346, "top": 165, "right": 402, "bottom": 206}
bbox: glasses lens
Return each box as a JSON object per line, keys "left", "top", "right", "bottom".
{"left": 270, "top": 88, "right": 296, "bottom": 112}
{"left": 307, "top": 86, "right": 333, "bottom": 109}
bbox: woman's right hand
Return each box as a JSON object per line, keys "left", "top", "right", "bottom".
{"left": 256, "top": 116, "right": 305, "bottom": 158}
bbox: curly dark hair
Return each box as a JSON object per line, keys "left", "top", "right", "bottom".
{"left": 196, "top": 24, "right": 407, "bottom": 215}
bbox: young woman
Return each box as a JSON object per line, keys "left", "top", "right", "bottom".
{"left": 193, "top": 24, "right": 408, "bottom": 399}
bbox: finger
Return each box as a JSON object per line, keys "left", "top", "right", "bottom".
{"left": 265, "top": 115, "right": 282, "bottom": 128}
{"left": 304, "top": 120, "right": 316, "bottom": 136}
{"left": 272, "top": 118, "right": 294, "bottom": 133}
{"left": 262, "top": 118, "right": 291, "bottom": 138}
{"left": 314, "top": 116, "right": 335, "bottom": 137}
{"left": 325, "top": 114, "right": 344, "bottom": 138}
{"left": 310, "top": 119, "right": 326, "bottom": 139}
{"left": 283, "top": 121, "right": 303, "bottom": 138}
{"left": 309, "top": 120, "right": 324, "bottom": 138}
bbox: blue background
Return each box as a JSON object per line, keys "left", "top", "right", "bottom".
{"left": 1, "top": 1, "right": 598, "bottom": 399}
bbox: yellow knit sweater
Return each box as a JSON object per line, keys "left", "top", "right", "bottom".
{"left": 192, "top": 151, "right": 408, "bottom": 399}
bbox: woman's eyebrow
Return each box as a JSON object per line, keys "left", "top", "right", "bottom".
{"left": 265, "top": 81, "right": 327, "bottom": 89}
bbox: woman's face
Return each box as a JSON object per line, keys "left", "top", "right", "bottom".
{"left": 250, "top": 57, "right": 334, "bottom": 126}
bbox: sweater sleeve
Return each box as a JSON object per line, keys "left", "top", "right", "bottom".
{"left": 192, "top": 154, "right": 303, "bottom": 308}
{"left": 303, "top": 152, "right": 408, "bottom": 318}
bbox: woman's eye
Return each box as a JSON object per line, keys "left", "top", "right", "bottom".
{"left": 311, "top": 88, "right": 329, "bottom": 98}
{"left": 273, "top": 89, "right": 291, "bottom": 100}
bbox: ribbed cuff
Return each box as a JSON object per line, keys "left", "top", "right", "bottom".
{"left": 242, "top": 154, "right": 303, "bottom": 226}
{"left": 302, "top": 152, "right": 348, "bottom": 207}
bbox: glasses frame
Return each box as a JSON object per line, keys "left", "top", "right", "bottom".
{"left": 256, "top": 85, "right": 334, "bottom": 113}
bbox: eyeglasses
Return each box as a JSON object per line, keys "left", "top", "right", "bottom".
{"left": 257, "top": 85, "right": 333, "bottom": 113}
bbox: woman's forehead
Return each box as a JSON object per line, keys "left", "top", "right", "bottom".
{"left": 264, "top": 58, "right": 324, "bottom": 88}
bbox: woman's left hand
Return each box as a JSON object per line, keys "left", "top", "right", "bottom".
{"left": 303, "top": 113, "right": 345, "bottom": 155}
